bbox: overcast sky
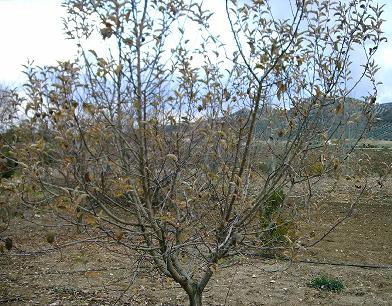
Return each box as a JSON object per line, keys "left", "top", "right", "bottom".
{"left": 0, "top": 0, "right": 391, "bottom": 102}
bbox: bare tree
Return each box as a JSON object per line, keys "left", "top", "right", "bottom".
{"left": 14, "top": 0, "right": 385, "bottom": 304}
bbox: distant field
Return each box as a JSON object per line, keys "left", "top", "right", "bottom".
{"left": 359, "top": 139, "right": 392, "bottom": 148}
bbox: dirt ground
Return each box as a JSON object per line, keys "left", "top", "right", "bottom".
{"left": 1, "top": 178, "right": 391, "bottom": 305}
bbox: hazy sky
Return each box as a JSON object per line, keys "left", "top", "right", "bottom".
{"left": 0, "top": 0, "right": 391, "bottom": 102}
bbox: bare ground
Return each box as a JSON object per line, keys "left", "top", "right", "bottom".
{"left": 1, "top": 178, "right": 391, "bottom": 305}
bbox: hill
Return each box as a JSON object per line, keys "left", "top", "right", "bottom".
{"left": 369, "top": 102, "right": 392, "bottom": 140}
{"left": 244, "top": 99, "right": 392, "bottom": 141}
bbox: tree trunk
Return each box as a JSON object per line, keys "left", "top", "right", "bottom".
{"left": 187, "top": 290, "right": 203, "bottom": 306}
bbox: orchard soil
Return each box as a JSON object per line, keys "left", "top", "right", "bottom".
{"left": 1, "top": 178, "right": 391, "bottom": 305}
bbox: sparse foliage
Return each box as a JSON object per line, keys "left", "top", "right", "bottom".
{"left": 8, "top": 0, "right": 386, "bottom": 304}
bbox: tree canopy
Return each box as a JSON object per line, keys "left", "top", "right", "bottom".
{"left": 2, "top": 0, "right": 386, "bottom": 305}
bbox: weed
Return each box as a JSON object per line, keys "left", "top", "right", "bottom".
{"left": 307, "top": 276, "right": 344, "bottom": 292}
{"left": 51, "top": 285, "right": 80, "bottom": 296}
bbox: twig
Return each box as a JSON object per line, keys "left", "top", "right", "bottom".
{"left": 299, "top": 259, "right": 392, "bottom": 270}
{"left": 224, "top": 261, "right": 240, "bottom": 306}
{"left": 0, "top": 296, "right": 23, "bottom": 303}
{"left": 305, "top": 183, "right": 367, "bottom": 248}
{"left": 236, "top": 252, "right": 392, "bottom": 270}
{"left": 0, "top": 266, "right": 130, "bottom": 277}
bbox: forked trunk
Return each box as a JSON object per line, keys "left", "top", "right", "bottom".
{"left": 182, "top": 265, "right": 211, "bottom": 305}
{"left": 187, "top": 290, "right": 203, "bottom": 306}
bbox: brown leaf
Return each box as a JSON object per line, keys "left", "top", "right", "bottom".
{"left": 84, "top": 172, "right": 91, "bottom": 183}
{"left": 335, "top": 103, "right": 343, "bottom": 114}
{"left": 4, "top": 237, "right": 12, "bottom": 250}
{"left": 46, "top": 232, "right": 55, "bottom": 244}
{"left": 115, "top": 231, "right": 124, "bottom": 241}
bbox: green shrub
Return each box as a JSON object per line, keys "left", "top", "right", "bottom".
{"left": 0, "top": 149, "right": 18, "bottom": 179}
{"left": 262, "top": 188, "right": 285, "bottom": 218}
{"left": 258, "top": 189, "right": 295, "bottom": 244}
{"left": 41, "top": 142, "right": 59, "bottom": 165}
{"left": 307, "top": 276, "right": 344, "bottom": 292}
{"left": 256, "top": 161, "right": 270, "bottom": 173}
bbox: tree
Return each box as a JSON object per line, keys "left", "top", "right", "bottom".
{"left": 0, "top": 85, "right": 21, "bottom": 132}
{"left": 0, "top": 85, "right": 23, "bottom": 238}
{"left": 0, "top": 85, "right": 23, "bottom": 179}
{"left": 14, "top": 0, "right": 385, "bottom": 304}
